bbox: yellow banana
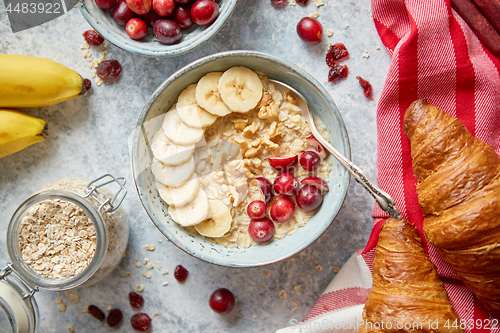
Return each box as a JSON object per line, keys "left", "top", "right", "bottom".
{"left": 0, "top": 54, "right": 89, "bottom": 108}
{"left": 0, "top": 109, "right": 48, "bottom": 158}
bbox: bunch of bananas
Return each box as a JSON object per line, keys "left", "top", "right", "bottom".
{"left": 0, "top": 54, "right": 89, "bottom": 158}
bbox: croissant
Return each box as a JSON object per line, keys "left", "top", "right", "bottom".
{"left": 404, "top": 99, "right": 500, "bottom": 315}
{"left": 360, "top": 218, "right": 462, "bottom": 333}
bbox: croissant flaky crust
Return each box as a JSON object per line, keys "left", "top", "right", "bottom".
{"left": 360, "top": 218, "right": 462, "bottom": 333}
{"left": 404, "top": 99, "right": 500, "bottom": 315}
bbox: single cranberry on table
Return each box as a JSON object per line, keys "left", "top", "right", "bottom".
{"left": 356, "top": 76, "right": 373, "bottom": 99}
{"left": 326, "top": 43, "right": 349, "bottom": 67}
{"left": 129, "top": 291, "right": 144, "bottom": 309}
{"left": 94, "top": 0, "right": 117, "bottom": 10}
{"left": 209, "top": 288, "right": 236, "bottom": 314}
{"left": 254, "top": 177, "right": 274, "bottom": 204}
{"left": 191, "top": 0, "right": 219, "bottom": 26}
{"left": 328, "top": 64, "right": 348, "bottom": 82}
{"left": 141, "top": 8, "right": 161, "bottom": 28}
{"left": 174, "top": 264, "right": 189, "bottom": 282}
{"left": 107, "top": 308, "right": 123, "bottom": 327}
{"left": 273, "top": 173, "right": 299, "bottom": 197}
{"left": 305, "top": 135, "right": 328, "bottom": 159}
{"left": 299, "top": 150, "right": 321, "bottom": 171}
{"left": 126, "top": 0, "right": 152, "bottom": 15}
{"left": 113, "top": 0, "right": 138, "bottom": 26}
{"left": 248, "top": 217, "right": 275, "bottom": 243}
{"left": 152, "top": 0, "right": 175, "bottom": 17}
{"left": 301, "top": 176, "right": 329, "bottom": 194}
{"left": 296, "top": 17, "right": 323, "bottom": 45}
{"left": 296, "top": 185, "right": 323, "bottom": 212}
{"left": 96, "top": 60, "right": 122, "bottom": 80}
{"left": 83, "top": 30, "right": 105, "bottom": 46}
{"left": 247, "top": 200, "right": 267, "bottom": 219}
{"left": 130, "top": 313, "right": 151, "bottom": 331}
{"left": 154, "top": 19, "right": 182, "bottom": 45}
{"left": 270, "top": 197, "right": 295, "bottom": 222}
{"left": 126, "top": 18, "right": 148, "bottom": 40}
{"left": 88, "top": 305, "right": 105, "bottom": 321}
{"left": 269, "top": 155, "right": 298, "bottom": 172}
{"left": 173, "top": 5, "right": 195, "bottom": 28}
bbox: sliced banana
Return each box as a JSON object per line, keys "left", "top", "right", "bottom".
{"left": 156, "top": 173, "right": 200, "bottom": 207}
{"left": 169, "top": 188, "right": 209, "bottom": 227}
{"left": 194, "top": 199, "right": 232, "bottom": 238}
{"left": 218, "top": 67, "right": 263, "bottom": 113}
{"left": 162, "top": 107, "right": 204, "bottom": 146}
{"left": 196, "top": 72, "right": 232, "bottom": 116}
{"left": 151, "top": 128, "right": 194, "bottom": 166}
{"left": 151, "top": 156, "right": 195, "bottom": 187}
{"left": 177, "top": 84, "right": 218, "bottom": 128}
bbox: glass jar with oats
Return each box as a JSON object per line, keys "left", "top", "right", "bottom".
{"left": 0, "top": 175, "right": 128, "bottom": 333}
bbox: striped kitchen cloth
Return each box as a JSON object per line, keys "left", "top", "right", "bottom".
{"left": 278, "top": 0, "right": 500, "bottom": 332}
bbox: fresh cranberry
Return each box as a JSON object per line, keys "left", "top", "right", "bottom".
{"left": 296, "top": 185, "right": 323, "bottom": 211}
{"left": 268, "top": 155, "right": 298, "bottom": 172}
{"left": 191, "top": 0, "right": 219, "bottom": 25}
{"left": 88, "top": 305, "right": 105, "bottom": 321}
{"left": 129, "top": 291, "right": 144, "bottom": 309}
{"left": 126, "top": 0, "right": 152, "bottom": 15}
{"left": 173, "top": 5, "right": 194, "bottom": 28}
{"left": 141, "top": 8, "right": 161, "bottom": 28}
{"left": 174, "top": 265, "right": 188, "bottom": 282}
{"left": 296, "top": 0, "right": 308, "bottom": 4}
{"left": 154, "top": 19, "right": 182, "bottom": 45}
{"left": 152, "top": 0, "right": 175, "bottom": 16}
{"left": 113, "top": 0, "right": 138, "bottom": 26}
{"left": 270, "top": 197, "right": 295, "bottom": 222}
{"left": 96, "top": 60, "right": 122, "bottom": 80}
{"left": 248, "top": 218, "right": 275, "bottom": 243}
{"left": 270, "top": 0, "right": 287, "bottom": 6}
{"left": 300, "top": 176, "right": 329, "bottom": 194}
{"left": 83, "top": 79, "right": 92, "bottom": 92}
{"left": 209, "top": 288, "right": 236, "bottom": 314}
{"left": 94, "top": 0, "right": 117, "bottom": 9}
{"left": 300, "top": 151, "right": 321, "bottom": 171}
{"left": 255, "top": 177, "right": 274, "bottom": 204}
{"left": 328, "top": 65, "right": 348, "bottom": 82}
{"left": 83, "top": 30, "right": 105, "bottom": 46}
{"left": 296, "top": 17, "right": 323, "bottom": 45}
{"left": 175, "top": 0, "right": 191, "bottom": 3}
{"left": 273, "top": 173, "right": 299, "bottom": 197}
{"left": 305, "top": 135, "right": 328, "bottom": 159}
{"left": 326, "top": 43, "right": 349, "bottom": 67}
{"left": 107, "top": 309, "right": 123, "bottom": 327}
{"left": 247, "top": 200, "right": 267, "bottom": 219}
{"left": 130, "top": 313, "right": 151, "bottom": 331}
{"left": 356, "top": 76, "right": 373, "bottom": 99}
{"left": 126, "top": 18, "right": 148, "bottom": 40}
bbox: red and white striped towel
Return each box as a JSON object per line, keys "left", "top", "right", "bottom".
{"left": 278, "top": 0, "right": 500, "bottom": 332}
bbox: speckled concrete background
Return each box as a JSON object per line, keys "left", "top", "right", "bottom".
{"left": 0, "top": 1, "right": 390, "bottom": 332}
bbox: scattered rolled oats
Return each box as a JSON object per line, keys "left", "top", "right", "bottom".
{"left": 345, "top": 24, "right": 349, "bottom": 29}
{"left": 155, "top": 260, "right": 161, "bottom": 269}
{"left": 135, "top": 259, "right": 141, "bottom": 268}
{"left": 58, "top": 302, "right": 67, "bottom": 312}
{"left": 334, "top": 266, "right": 339, "bottom": 273}
{"left": 95, "top": 77, "right": 104, "bottom": 86}
{"left": 81, "top": 41, "right": 90, "bottom": 49}
{"left": 252, "top": 314, "right": 257, "bottom": 320}
{"left": 288, "top": 0, "right": 296, "bottom": 5}
{"left": 279, "top": 290, "right": 288, "bottom": 299}
{"left": 314, "top": 0, "right": 324, "bottom": 7}
{"left": 136, "top": 284, "right": 144, "bottom": 292}
{"left": 154, "top": 313, "right": 159, "bottom": 318}
{"left": 146, "top": 263, "right": 154, "bottom": 270}
{"left": 68, "top": 327, "right": 75, "bottom": 333}
{"left": 259, "top": 324, "right": 262, "bottom": 331}
{"left": 162, "top": 281, "right": 169, "bottom": 286}
{"left": 294, "top": 285, "right": 301, "bottom": 292}
{"left": 81, "top": 305, "right": 89, "bottom": 313}
{"left": 263, "top": 271, "right": 271, "bottom": 279}
{"left": 145, "top": 245, "right": 155, "bottom": 251}
{"left": 316, "top": 264, "right": 323, "bottom": 271}
{"left": 144, "top": 258, "right": 150, "bottom": 264}
{"left": 327, "top": 29, "right": 334, "bottom": 37}
{"left": 142, "top": 271, "right": 151, "bottom": 279}
{"left": 291, "top": 257, "right": 296, "bottom": 262}
{"left": 162, "top": 269, "right": 169, "bottom": 275}
{"left": 292, "top": 302, "right": 300, "bottom": 312}
{"left": 376, "top": 46, "right": 381, "bottom": 50}
{"left": 311, "top": 12, "right": 319, "bottom": 18}
{"left": 64, "top": 290, "right": 80, "bottom": 303}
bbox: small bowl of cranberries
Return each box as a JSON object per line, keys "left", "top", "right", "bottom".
{"left": 78, "top": 0, "right": 238, "bottom": 57}
{"left": 132, "top": 50, "right": 351, "bottom": 267}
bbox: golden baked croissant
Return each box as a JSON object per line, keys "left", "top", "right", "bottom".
{"left": 360, "top": 218, "right": 462, "bottom": 333}
{"left": 404, "top": 99, "right": 500, "bottom": 315}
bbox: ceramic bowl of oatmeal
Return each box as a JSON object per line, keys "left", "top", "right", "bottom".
{"left": 132, "top": 50, "right": 351, "bottom": 267}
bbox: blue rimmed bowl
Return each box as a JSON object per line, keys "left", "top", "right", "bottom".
{"left": 132, "top": 50, "right": 351, "bottom": 266}
{"left": 78, "top": 0, "right": 238, "bottom": 57}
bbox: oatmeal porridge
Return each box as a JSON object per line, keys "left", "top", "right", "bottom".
{"left": 151, "top": 66, "right": 333, "bottom": 248}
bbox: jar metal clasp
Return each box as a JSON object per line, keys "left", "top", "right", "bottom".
{"left": 83, "top": 174, "right": 127, "bottom": 213}
{"left": 0, "top": 263, "right": 39, "bottom": 299}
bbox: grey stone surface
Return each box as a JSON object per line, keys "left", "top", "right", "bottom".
{"left": 0, "top": 0, "right": 390, "bottom": 332}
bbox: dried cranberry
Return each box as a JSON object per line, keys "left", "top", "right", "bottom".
{"left": 131, "top": 313, "right": 151, "bottom": 331}
{"left": 356, "top": 76, "right": 373, "bottom": 99}
{"left": 129, "top": 291, "right": 144, "bottom": 309}
{"left": 83, "top": 30, "right": 105, "bottom": 46}
{"left": 83, "top": 79, "right": 92, "bottom": 92}
{"left": 96, "top": 60, "right": 122, "bottom": 80}
{"left": 107, "top": 309, "right": 123, "bottom": 327}
{"left": 88, "top": 305, "right": 105, "bottom": 321}
{"left": 296, "top": 0, "right": 308, "bottom": 5}
{"left": 174, "top": 265, "right": 188, "bottom": 282}
{"left": 328, "top": 65, "right": 348, "bottom": 82}
{"left": 326, "top": 43, "right": 349, "bottom": 67}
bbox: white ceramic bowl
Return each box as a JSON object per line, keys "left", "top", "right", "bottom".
{"left": 78, "top": 0, "right": 238, "bottom": 57}
{"left": 132, "top": 51, "right": 351, "bottom": 267}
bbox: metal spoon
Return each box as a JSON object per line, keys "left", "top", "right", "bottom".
{"left": 269, "top": 79, "right": 401, "bottom": 220}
